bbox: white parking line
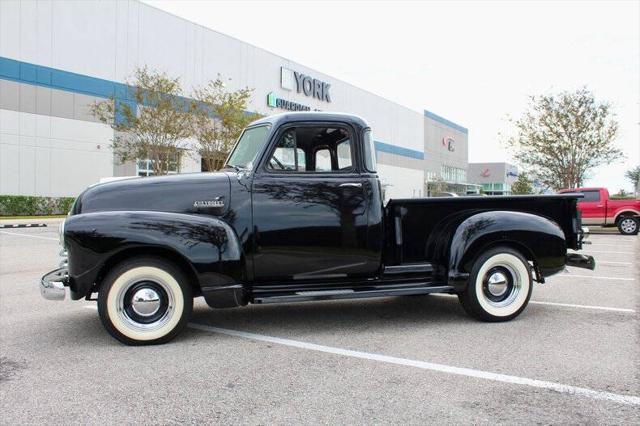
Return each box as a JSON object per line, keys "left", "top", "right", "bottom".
{"left": 529, "top": 300, "right": 635, "bottom": 313}
{"left": 577, "top": 250, "right": 635, "bottom": 255}
{"left": 588, "top": 243, "right": 635, "bottom": 247}
{"left": 82, "top": 303, "right": 636, "bottom": 401}
{"left": 589, "top": 238, "right": 632, "bottom": 241}
{"left": 0, "top": 230, "right": 58, "bottom": 241}
{"left": 553, "top": 274, "right": 635, "bottom": 281}
{"left": 433, "top": 294, "right": 634, "bottom": 314}
{"left": 188, "top": 323, "right": 640, "bottom": 406}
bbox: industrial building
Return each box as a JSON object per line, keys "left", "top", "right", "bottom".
{"left": 0, "top": 0, "right": 473, "bottom": 200}
{"left": 468, "top": 162, "right": 519, "bottom": 195}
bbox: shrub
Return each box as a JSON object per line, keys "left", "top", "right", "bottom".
{"left": 0, "top": 195, "right": 75, "bottom": 216}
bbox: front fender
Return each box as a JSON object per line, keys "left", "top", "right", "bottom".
{"left": 444, "top": 211, "right": 567, "bottom": 289}
{"left": 64, "top": 211, "right": 244, "bottom": 299}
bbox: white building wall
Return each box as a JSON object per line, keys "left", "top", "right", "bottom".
{"left": 0, "top": 0, "right": 457, "bottom": 200}
{"left": 0, "top": 109, "right": 113, "bottom": 196}
{"left": 377, "top": 164, "right": 424, "bottom": 200}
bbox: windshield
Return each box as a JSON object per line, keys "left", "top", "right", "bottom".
{"left": 226, "top": 125, "right": 271, "bottom": 170}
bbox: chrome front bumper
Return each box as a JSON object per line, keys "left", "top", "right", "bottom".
{"left": 40, "top": 267, "right": 69, "bottom": 300}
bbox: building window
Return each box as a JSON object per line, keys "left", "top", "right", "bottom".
{"left": 441, "top": 165, "right": 467, "bottom": 183}
{"left": 136, "top": 154, "right": 180, "bottom": 177}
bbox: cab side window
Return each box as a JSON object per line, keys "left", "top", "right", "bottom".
{"left": 580, "top": 190, "right": 600, "bottom": 202}
{"left": 267, "top": 130, "right": 306, "bottom": 171}
{"left": 266, "top": 126, "right": 354, "bottom": 173}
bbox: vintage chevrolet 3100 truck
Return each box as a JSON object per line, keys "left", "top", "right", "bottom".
{"left": 40, "top": 112, "right": 594, "bottom": 345}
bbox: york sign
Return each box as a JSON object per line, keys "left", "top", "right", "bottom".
{"left": 281, "top": 67, "right": 331, "bottom": 103}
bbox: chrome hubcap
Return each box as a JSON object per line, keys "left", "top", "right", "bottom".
{"left": 482, "top": 265, "right": 520, "bottom": 307}
{"left": 487, "top": 271, "right": 509, "bottom": 296}
{"left": 131, "top": 288, "right": 161, "bottom": 317}
{"left": 116, "top": 278, "right": 174, "bottom": 331}
{"left": 621, "top": 219, "right": 637, "bottom": 233}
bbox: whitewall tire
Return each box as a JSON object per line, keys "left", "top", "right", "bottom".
{"left": 98, "top": 257, "right": 193, "bottom": 345}
{"left": 458, "top": 247, "right": 533, "bottom": 322}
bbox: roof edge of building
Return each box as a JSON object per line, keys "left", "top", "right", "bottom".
{"left": 424, "top": 110, "right": 468, "bottom": 134}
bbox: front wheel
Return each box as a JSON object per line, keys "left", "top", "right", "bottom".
{"left": 458, "top": 247, "right": 533, "bottom": 322}
{"left": 97, "top": 257, "right": 193, "bottom": 345}
{"left": 617, "top": 217, "right": 639, "bottom": 235}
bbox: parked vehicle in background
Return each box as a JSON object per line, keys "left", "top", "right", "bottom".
{"left": 558, "top": 187, "right": 640, "bottom": 235}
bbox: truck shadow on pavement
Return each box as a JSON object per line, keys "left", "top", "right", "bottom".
{"left": 37, "top": 294, "right": 476, "bottom": 347}
{"left": 189, "top": 294, "right": 472, "bottom": 335}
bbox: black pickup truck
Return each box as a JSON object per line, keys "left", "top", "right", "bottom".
{"left": 41, "top": 112, "right": 594, "bottom": 345}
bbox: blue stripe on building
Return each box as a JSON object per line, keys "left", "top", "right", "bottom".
{"left": 0, "top": 56, "right": 131, "bottom": 100}
{"left": 1, "top": 56, "right": 137, "bottom": 121}
{"left": 374, "top": 141, "right": 424, "bottom": 160}
{"left": 424, "top": 110, "right": 468, "bottom": 134}
{"left": 2, "top": 55, "right": 426, "bottom": 161}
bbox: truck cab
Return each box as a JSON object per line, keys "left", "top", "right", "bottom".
{"left": 232, "top": 115, "right": 383, "bottom": 284}
{"left": 41, "top": 112, "right": 594, "bottom": 345}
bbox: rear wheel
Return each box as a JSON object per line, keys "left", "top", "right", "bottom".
{"left": 458, "top": 247, "right": 532, "bottom": 322}
{"left": 617, "top": 217, "right": 639, "bottom": 235}
{"left": 97, "top": 257, "right": 193, "bottom": 345}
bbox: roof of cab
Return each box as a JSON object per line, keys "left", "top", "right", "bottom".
{"left": 249, "top": 111, "right": 370, "bottom": 129}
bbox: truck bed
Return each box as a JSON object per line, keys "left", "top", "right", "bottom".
{"left": 385, "top": 194, "right": 582, "bottom": 266}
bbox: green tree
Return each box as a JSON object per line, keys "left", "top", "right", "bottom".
{"left": 506, "top": 87, "right": 622, "bottom": 190}
{"left": 625, "top": 165, "right": 640, "bottom": 196}
{"left": 91, "top": 66, "right": 194, "bottom": 176}
{"left": 611, "top": 189, "right": 631, "bottom": 199}
{"left": 511, "top": 172, "right": 533, "bottom": 194}
{"left": 191, "top": 78, "right": 261, "bottom": 171}
{"left": 427, "top": 177, "right": 449, "bottom": 196}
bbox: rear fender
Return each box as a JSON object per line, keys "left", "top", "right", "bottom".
{"left": 444, "top": 211, "right": 567, "bottom": 290}
{"left": 613, "top": 209, "right": 640, "bottom": 223}
{"left": 64, "top": 211, "right": 245, "bottom": 304}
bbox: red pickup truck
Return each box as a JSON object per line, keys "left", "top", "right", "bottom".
{"left": 559, "top": 187, "right": 640, "bottom": 235}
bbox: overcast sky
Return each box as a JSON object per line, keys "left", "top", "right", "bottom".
{"left": 145, "top": 0, "right": 639, "bottom": 191}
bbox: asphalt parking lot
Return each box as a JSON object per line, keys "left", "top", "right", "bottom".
{"left": 1, "top": 222, "right": 638, "bottom": 424}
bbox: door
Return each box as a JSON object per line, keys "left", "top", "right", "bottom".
{"left": 251, "top": 124, "right": 378, "bottom": 284}
{"left": 578, "top": 189, "right": 605, "bottom": 225}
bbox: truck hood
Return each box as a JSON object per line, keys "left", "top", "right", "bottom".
{"left": 71, "top": 172, "right": 232, "bottom": 216}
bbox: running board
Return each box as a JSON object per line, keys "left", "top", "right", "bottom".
{"left": 383, "top": 263, "right": 434, "bottom": 275}
{"left": 252, "top": 284, "right": 454, "bottom": 304}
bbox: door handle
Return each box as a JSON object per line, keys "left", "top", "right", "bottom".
{"left": 339, "top": 182, "right": 362, "bottom": 188}
{"left": 596, "top": 205, "right": 604, "bottom": 208}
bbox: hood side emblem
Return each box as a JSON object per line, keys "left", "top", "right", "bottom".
{"left": 193, "top": 197, "right": 225, "bottom": 208}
